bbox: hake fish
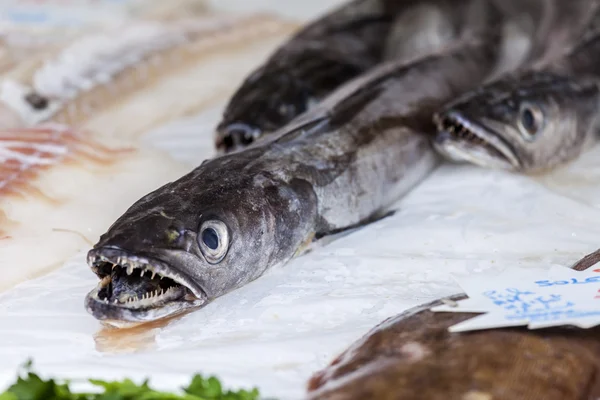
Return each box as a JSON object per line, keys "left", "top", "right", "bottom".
{"left": 434, "top": 71, "right": 600, "bottom": 173}
{"left": 214, "top": 0, "right": 525, "bottom": 154}
{"left": 0, "top": 14, "right": 300, "bottom": 294}
{"left": 214, "top": 0, "right": 392, "bottom": 153}
{"left": 433, "top": 3, "right": 600, "bottom": 173}
{"left": 84, "top": 32, "right": 505, "bottom": 327}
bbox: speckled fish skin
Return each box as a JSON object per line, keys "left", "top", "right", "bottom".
{"left": 215, "top": 0, "right": 390, "bottom": 153}
{"left": 306, "top": 293, "right": 600, "bottom": 400}
{"left": 85, "top": 31, "right": 504, "bottom": 325}
{"left": 433, "top": 2, "right": 600, "bottom": 173}
{"left": 214, "top": 0, "right": 531, "bottom": 154}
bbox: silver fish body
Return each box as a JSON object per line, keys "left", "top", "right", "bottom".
{"left": 215, "top": 0, "right": 391, "bottom": 153}
{"left": 434, "top": 72, "right": 600, "bottom": 172}
{"left": 433, "top": 5, "right": 600, "bottom": 173}
{"left": 85, "top": 33, "right": 504, "bottom": 326}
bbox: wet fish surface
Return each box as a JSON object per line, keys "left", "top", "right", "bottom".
{"left": 0, "top": 14, "right": 301, "bottom": 294}
{"left": 84, "top": 30, "right": 506, "bottom": 327}
{"left": 214, "top": 0, "right": 538, "bottom": 154}
{"left": 433, "top": 1, "right": 600, "bottom": 173}
{"left": 305, "top": 292, "right": 600, "bottom": 400}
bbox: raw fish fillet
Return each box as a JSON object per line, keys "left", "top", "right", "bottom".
{"left": 0, "top": 0, "right": 211, "bottom": 74}
{"left": 0, "top": 124, "right": 189, "bottom": 292}
{"left": 0, "top": 14, "right": 299, "bottom": 135}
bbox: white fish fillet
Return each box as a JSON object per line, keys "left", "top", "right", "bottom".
{"left": 0, "top": 13, "right": 300, "bottom": 292}
{"left": 0, "top": 0, "right": 211, "bottom": 74}
{"left": 0, "top": 14, "right": 299, "bottom": 133}
{"left": 0, "top": 124, "right": 189, "bottom": 292}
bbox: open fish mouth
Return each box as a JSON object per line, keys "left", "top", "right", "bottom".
{"left": 432, "top": 111, "right": 521, "bottom": 171}
{"left": 85, "top": 247, "right": 206, "bottom": 327}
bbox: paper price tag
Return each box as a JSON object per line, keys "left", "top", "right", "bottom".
{"left": 431, "top": 265, "right": 600, "bottom": 332}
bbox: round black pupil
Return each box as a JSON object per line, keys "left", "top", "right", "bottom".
{"left": 521, "top": 108, "right": 536, "bottom": 133}
{"left": 202, "top": 228, "right": 219, "bottom": 250}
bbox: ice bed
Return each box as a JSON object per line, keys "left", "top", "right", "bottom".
{"left": 2, "top": 1, "right": 600, "bottom": 399}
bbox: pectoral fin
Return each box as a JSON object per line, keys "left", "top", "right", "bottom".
{"left": 294, "top": 231, "right": 316, "bottom": 258}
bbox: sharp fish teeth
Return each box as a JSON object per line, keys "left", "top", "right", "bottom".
{"left": 151, "top": 272, "right": 156, "bottom": 279}
{"left": 127, "top": 265, "right": 134, "bottom": 275}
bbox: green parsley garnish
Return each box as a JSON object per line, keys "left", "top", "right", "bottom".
{"left": 1, "top": 360, "right": 262, "bottom": 400}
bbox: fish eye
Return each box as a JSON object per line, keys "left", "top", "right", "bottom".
{"left": 517, "top": 103, "right": 544, "bottom": 140}
{"left": 198, "top": 220, "right": 229, "bottom": 264}
{"left": 224, "top": 123, "right": 259, "bottom": 147}
{"left": 202, "top": 228, "right": 218, "bottom": 250}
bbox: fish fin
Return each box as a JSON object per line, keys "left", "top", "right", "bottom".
{"left": 293, "top": 231, "right": 316, "bottom": 258}
{"left": 571, "top": 248, "right": 600, "bottom": 271}
{"left": 271, "top": 70, "right": 387, "bottom": 145}
{"left": 328, "top": 80, "right": 385, "bottom": 128}
{"left": 314, "top": 209, "right": 397, "bottom": 240}
{"left": 273, "top": 115, "right": 330, "bottom": 145}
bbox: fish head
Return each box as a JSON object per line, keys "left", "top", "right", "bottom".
{"left": 433, "top": 72, "right": 600, "bottom": 173}
{"left": 85, "top": 156, "right": 316, "bottom": 326}
{"left": 215, "top": 65, "right": 315, "bottom": 153}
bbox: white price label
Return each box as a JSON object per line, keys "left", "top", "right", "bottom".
{"left": 431, "top": 265, "right": 600, "bottom": 332}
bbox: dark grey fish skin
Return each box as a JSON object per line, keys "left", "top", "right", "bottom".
{"left": 434, "top": 71, "right": 600, "bottom": 173}
{"left": 433, "top": 1, "right": 600, "bottom": 173}
{"left": 215, "top": 0, "right": 390, "bottom": 153}
{"left": 305, "top": 293, "right": 600, "bottom": 400}
{"left": 84, "top": 32, "right": 504, "bottom": 326}
{"left": 214, "top": 0, "right": 519, "bottom": 154}
{"left": 491, "top": 0, "right": 600, "bottom": 67}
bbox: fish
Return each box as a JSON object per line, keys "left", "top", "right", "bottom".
{"left": 305, "top": 291, "right": 600, "bottom": 400}
{"left": 433, "top": 2, "right": 600, "bottom": 173}
{"left": 0, "top": 14, "right": 299, "bottom": 136}
{"left": 433, "top": 71, "right": 600, "bottom": 173}
{"left": 84, "top": 29, "right": 508, "bottom": 327}
{"left": 0, "top": 123, "right": 190, "bottom": 293}
{"left": 213, "top": 0, "right": 529, "bottom": 154}
{"left": 489, "top": 0, "right": 600, "bottom": 68}
{"left": 0, "top": 13, "right": 298, "bottom": 293}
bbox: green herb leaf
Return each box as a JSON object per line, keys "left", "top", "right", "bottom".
{"left": 1, "top": 361, "right": 267, "bottom": 400}
{"left": 183, "top": 375, "right": 224, "bottom": 398}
